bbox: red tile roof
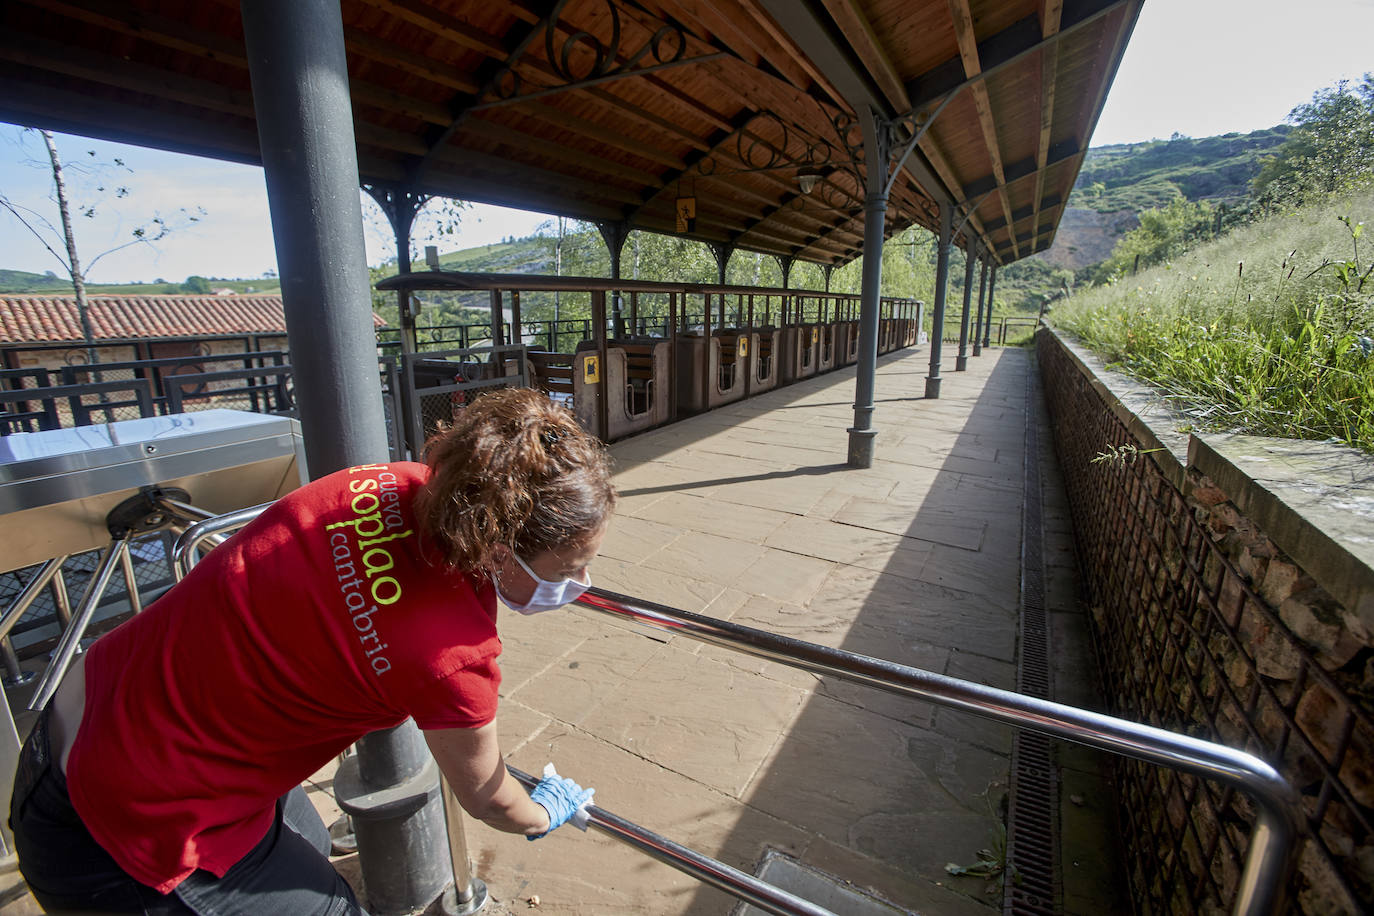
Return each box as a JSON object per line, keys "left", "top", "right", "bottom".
{"left": 0, "top": 295, "right": 385, "bottom": 343}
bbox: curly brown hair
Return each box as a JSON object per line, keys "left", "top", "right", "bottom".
{"left": 415, "top": 387, "right": 615, "bottom": 571}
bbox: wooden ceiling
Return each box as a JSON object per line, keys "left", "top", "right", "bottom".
{"left": 0, "top": 0, "right": 1140, "bottom": 267}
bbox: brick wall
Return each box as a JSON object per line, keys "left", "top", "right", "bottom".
{"left": 1037, "top": 327, "right": 1373, "bottom": 914}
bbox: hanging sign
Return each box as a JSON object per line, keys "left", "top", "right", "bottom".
{"left": 675, "top": 197, "right": 696, "bottom": 233}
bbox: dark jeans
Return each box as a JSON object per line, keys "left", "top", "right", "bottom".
{"left": 10, "top": 709, "right": 367, "bottom": 915}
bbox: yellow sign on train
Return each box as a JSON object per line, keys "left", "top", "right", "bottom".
{"left": 583, "top": 355, "right": 600, "bottom": 384}
{"left": 738, "top": 336, "right": 749, "bottom": 357}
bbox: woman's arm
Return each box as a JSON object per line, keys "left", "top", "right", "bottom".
{"left": 424, "top": 722, "right": 551, "bottom": 837}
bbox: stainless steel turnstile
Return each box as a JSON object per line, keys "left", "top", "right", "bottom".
{"left": 0, "top": 409, "right": 305, "bottom": 854}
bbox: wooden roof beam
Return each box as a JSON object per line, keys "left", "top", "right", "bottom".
{"left": 960, "top": 139, "right": 1079, "bottom": 200}
{"left": 623, "top": 109, "right": 759, "bottom": 224}
{"left": 353, "top": 0, "right": 507, "bottom": 58}
{"left": 1031, "top": 0, "right": 1142, "bottom": 257}
{"left": 1031, "top": 0, "right": 1063, "bottom": 251}
{"left": 906, "top": 0, "right": 1133, "bottom": 111}
{"left": 817, "top": 0, "right": 911, "bottom": 112}
{"left": 13, "top": 0, "right": 470, "bottom": 123}
{"left": 411, "top": 7, "right": 555, "bottom": 181}
{"left": 981, "top": 195, "right": 1062, "bottom": 232}
{"left": 946, "top": 0, "right": 1018, "bottom": 258}
{"left": 754, "top": 0, "right": 954, "bottom": 207}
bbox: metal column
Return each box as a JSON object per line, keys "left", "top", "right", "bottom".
{"left": 972, "top": 257, "right": 989, "bottom": 357}
{"left": 597, "top": 221, "right": 629, "bottom": 339}
{"left": 365, "top": 184, "right": 426, "bottom": 356}
{"left": 925, "top": 203, "right": 952, "bottom": 398}
{"left": 984, "top": 265, "right": 998, "bottom": 347}
{"left": 240, "top": 2, "right": 449, "bottom": 912}
{"left": 847, "top": 107, "right": 888, "bottom": 469}
{"left": 955, "top": 244, "right": 976, "bottom": 371}
{"left": 709, "top": 242, "right": 734, "bottom": 286}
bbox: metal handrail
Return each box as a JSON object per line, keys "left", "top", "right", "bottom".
{"left": 167, "top": 506, "right": 1300, "bottom": 915}
{"left": 505, "top": 765, "right": 835, "bottom": 916}
{"left": 171, "top": 503, "right": 276, "bottom": 580}
{"left": 573, "top": 587, "right": 1301, "bottom": 916}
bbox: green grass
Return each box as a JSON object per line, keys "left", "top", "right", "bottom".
{"left": 1050, "top": 188, "right": 1374, "bottom": 453}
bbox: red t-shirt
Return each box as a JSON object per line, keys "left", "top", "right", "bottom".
{"left": 66, "top": 462, "right": 502, "bottom": 893}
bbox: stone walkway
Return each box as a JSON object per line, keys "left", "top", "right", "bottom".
{"left": 460, "top": 346, "right": 1038, "bottom": 915}
{"left": 1, "top": 344, "right": 1120, "bottom": 915}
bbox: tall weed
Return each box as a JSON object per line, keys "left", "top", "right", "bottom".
{"left": 1051, "top": 189, "right": 1374, "bottom": 452}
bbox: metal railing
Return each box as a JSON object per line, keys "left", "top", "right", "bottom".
{"left": 170, "top": 506, "right": 1300, "bottom": 916}
{"left": 941, "top": 315, "right": 1038, "bottom": 346}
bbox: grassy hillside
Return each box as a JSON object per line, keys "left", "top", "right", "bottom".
{"left": 0, "top": 269, "right": 280, "bottom": 296}
{"left": 997, "top": 127, "right": 1292, "bottom": 306}
{"left": 1071, "top": 128, "right": 1290, "bottom": 213}
{"left": 1049, "top": 186, "right": 1374, "bottom": 451}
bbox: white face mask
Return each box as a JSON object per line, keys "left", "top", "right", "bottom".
{"left": 494, "top": 550, "right": 591, "bottom": 615}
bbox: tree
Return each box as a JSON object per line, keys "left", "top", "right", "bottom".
{"left": 1092, "top": 196, "right": 1218, "bottom": 282}
{"left": 0, "top": 128, "right": 203, "bottom": 365}
{"left": 1253, "top": 74, "right": 1374, "bottom": 208}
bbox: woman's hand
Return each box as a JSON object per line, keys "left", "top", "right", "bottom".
{"left": 527, "top": 764, "right": 594, "bottom": 839}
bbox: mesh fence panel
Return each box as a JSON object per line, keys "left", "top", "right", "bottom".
{"left": 1, "top": 531, "right": 177, "bottom": 652}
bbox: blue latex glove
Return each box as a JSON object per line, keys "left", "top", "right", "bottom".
{"left": 528, "top": 763, "right": 595, "bottom": 840}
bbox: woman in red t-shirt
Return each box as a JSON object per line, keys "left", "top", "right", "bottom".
{"left": 10, "top": 388, "right": 614, "bottom": 914}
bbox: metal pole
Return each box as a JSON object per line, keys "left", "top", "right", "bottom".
{"left": 29, "top": 538, "right": 128, "bottom": 711}
{"left": 506, "top": 765, "right": 836, "bottom": 916}
{"left": 50, "top": 568, "right": 72, "bottom": 629}
{"left": 1, "top": 639, "right": 31, "bottom": 687}
{"left": 972, "top": 257, "right": 989, "bottom": 357}
{"left": 119, "top": 541, "right": 144, "bottom": 615}
{"left": 847, "top": 109, "right": 888, "bottom": 469}
{"left": 955, "top": 245, "right": 976, "bottom": 371}
{"left": 240, "top": 2, "right": 449, "bottom": 911}
{"left": 438, "top": 777, "right": 489, "bottom": 914}
{"left": 0, "top": 556, "right": 68, "bottom": 642}
{"left": 925, "top": 203, "right": 952, "bottom": 398}
{"left": 984, "top": 265, "right": 998, "bottom": 348}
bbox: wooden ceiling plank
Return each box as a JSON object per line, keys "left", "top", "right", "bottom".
{"left": 343, "top": 27, "right": 481, "bottom": 95}
{"left": 354, "top": 0, "right": 508, "bottom": 58}
{"left": 462, "top": 117, "right": 662, "bottom": 186}
{"left": 429, "top": 145, "right": 645, "bottom": 206}
{"left": 523, "top": 100, "right": 688, "bottom": 170}
{"left": 817, "top": 0, "right": 911, "bottom": 111}
{"left": 582, "top": 85, "right": 710, "bottom": 152}
{"left": 0, "top": 30, "right": 255, "bottom": 118}
{"left": 0, "top": 74, "right": 263, "bottom": 165}
{"left": 13, "top": 0, "right": 465, "bottom": 129}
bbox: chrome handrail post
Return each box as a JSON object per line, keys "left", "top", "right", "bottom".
{"left": 0, "top": 556, "right": 68, "bottom": 642}
{"left": 438, "top": 776, "right": 488, "bottom": 914}
{"left": 29, "top": 538, "right": 129, "bottom": 711}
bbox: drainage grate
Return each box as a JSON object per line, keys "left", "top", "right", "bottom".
{"left": 1003, "top": 357, "right": 1060, "bottom": 916}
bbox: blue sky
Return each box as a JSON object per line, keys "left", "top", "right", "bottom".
{"left": 1, "top": 0, "right": 1371, "bottom": 283}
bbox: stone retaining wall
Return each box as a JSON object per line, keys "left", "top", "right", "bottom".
{"left": 1036, "top": 326, "right": 1373, "bottom": 914}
